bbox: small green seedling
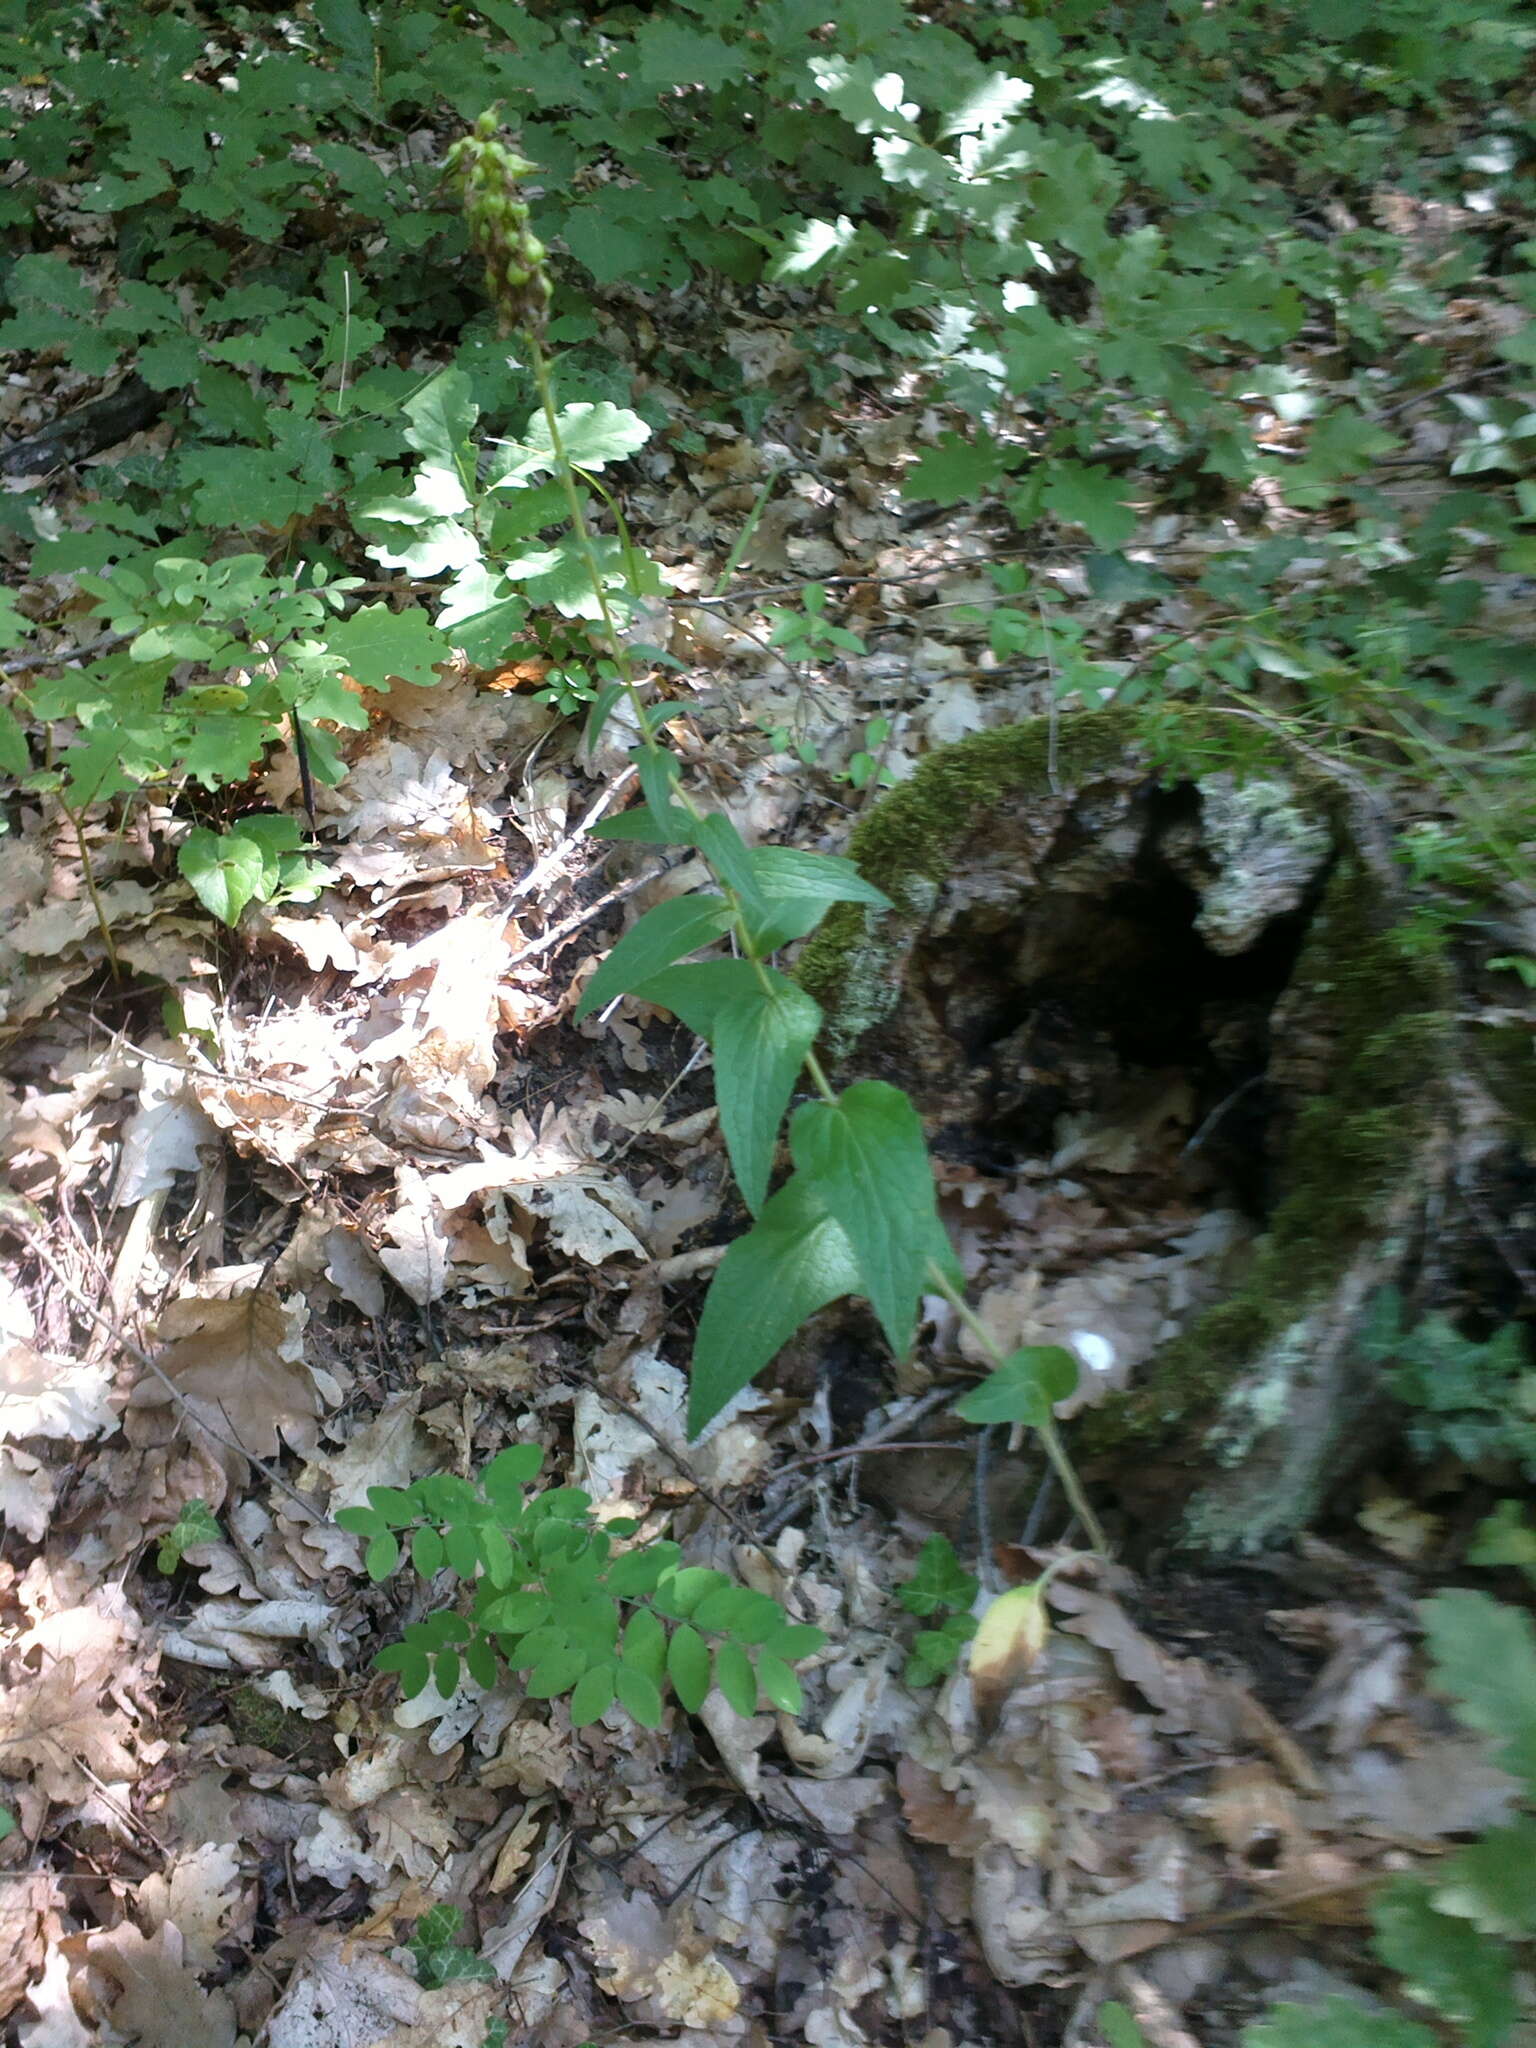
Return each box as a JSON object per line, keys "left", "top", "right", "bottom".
{"left": 155, "top": 1498, "right": 222, "bottom": 1575}
{"left": 762, "top": 582, "right": 867, "bottom": 664}
{"left": 897, "top": 1534, "right": 979, "bottom": 1686}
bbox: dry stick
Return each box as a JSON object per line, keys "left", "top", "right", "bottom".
{"left": 501, "top": 857, "right": 667, "bottom": 972}
{"left": 0, "top": 628, "right": 134, "bottom": 676}
{"left": 11, "top": 1218, "right": 326, "bottom": 1525}
{"left": 560, "top": 1365, "right": 763, "bottom": 1554}
{"left": 503, "top": 760, "right": 638, "bottom": 906}
{"left": 759, "top": 1387, "right": 956, "bottom": 1537}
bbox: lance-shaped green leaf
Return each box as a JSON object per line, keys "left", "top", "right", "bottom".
{"left": 589, "top": 801, "right": 697, "bottom": 845}
{"left": 789, "top": 1080, "right": 961, "bottom": 1358}
{"left": 689, "top": 1172, "right": 861, "bottom": 1436}
{"left": 574, "top": 893, "right": 733, "bottom": 1020}
{"left": 591, "top": 744, "right": 697, "bottom": 843}
{"left": 634, "top": 959, "right": 821, "bottom": 1212}
{"left": 738, "top": 845, "right": 892, "bottom": 952}
{"left": 693, "top": 811, "right": 768, "bottom": 924}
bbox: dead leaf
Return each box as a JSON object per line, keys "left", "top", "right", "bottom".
{"left": 265, "top": 1930, "right": 423, "bottom": 2048}
{"left": 130, "top": 1288, "right": 326, "bottom": 1464}
{"left": 81, "top": 1922, "right": 237, "bottom": 2048}
{"left": 0, "top": 1653, "right": 142, "bottom": 1804}
{"left": 0, "top": 1340, "right": 116, "bottom": 1445}
{"left": 136, "top": 1841, "right": 245, "bottom": 1971}
{"left": 16, "top": 1949, "right": 93, "bottom": 2048}
{"left": 969, "top": 1584, "right": 1050, "bottom": 1727}
{"left": 0, "top": 1871, "right": 60, "bottom": 2021}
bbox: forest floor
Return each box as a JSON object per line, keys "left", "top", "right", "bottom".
{"left": 2, "top": 6, "right": 1535, "bottom": 2047}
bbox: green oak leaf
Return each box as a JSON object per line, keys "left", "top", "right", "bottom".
{"left": 327, "top": 603, "right": 451, "bottom": 690}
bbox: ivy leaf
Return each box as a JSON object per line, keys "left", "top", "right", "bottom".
{"left": 788, "top": 1081, "right": 961, "bottom": 1360}
{"left": 633, "top": 960, "right": 819, "bottom": 1214}
{"left": 1421, "top": 1589, "right": 1536, "bottom": 1790}
{"left": 690, "top": 1172, "right": 861, "bottom": 1436}
{"left": 953, "top": 1345, "right": 1080, "bottom": 1426}
{"left": 899, "top": 1534, "right": 979, "bottom": 1617}
{"left": 574, "top": 894, "right": 734, "bottom": 1020}
{"left": 178, "top": 826, "right": 268, "bottom": 926}
{"left": 328, "top": 603, "right": 450, "bottom": 691}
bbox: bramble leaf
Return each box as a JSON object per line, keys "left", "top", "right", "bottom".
{"left": 1421, "top": 1589, "right": 1536, "bottom": 1790}
{"left": 1370, "top": 1877, "right": 1516, "bottom": 2048}
{"left": 1241, "top": 1998, "right": 1437, "bottom": 2048}
{"left": 1433, "top": 1817, "right": 1536, "bottom": 1938}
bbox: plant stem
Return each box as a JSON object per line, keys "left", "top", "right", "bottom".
{"left": 529, "top": 317, "right": 1103, "bottom": 1567}
{"left": 929, "top": 1264, "right": 1109, "bottom": 1557}
{"left": 64, "top": 801, "right": 122, "bottom": 981}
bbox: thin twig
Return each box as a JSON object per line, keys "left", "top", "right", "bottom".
{"left": 1, "top": 629, "right": 134, "bottom": 676}
{"left": 502, "top": 858, "right": 669, "bottom": 972}
{"left": 10, "top": 1216, "right": 326, "bottom": 1524}
{"left": 504, "top": 761, "right": 637, "bottom": 905}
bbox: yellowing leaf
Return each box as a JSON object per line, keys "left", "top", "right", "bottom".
{"left": 968, "top": 1583, "right": 1048, "bottom": 1721}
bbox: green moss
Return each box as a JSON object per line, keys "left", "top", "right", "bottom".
{"left": 797, "top": 710, "right": 1452, "bottom": 1511}
{"left": 797, "top": 707, "right": 1299, "bottom": 1057}
{"left": 224, "top": 1680, "right": 325, "bottom": 1762}
{"left": 1079, "top": 859, "right": 1452, "bottom": 1465}
{"left": 1475, "top": 1022, "right": 1536, "bottom": 1140}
